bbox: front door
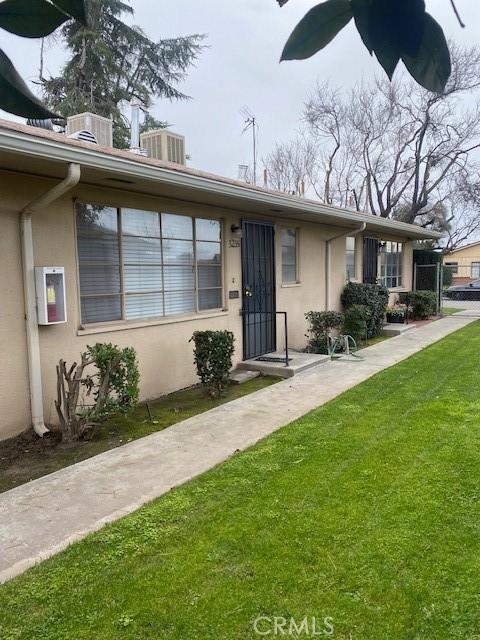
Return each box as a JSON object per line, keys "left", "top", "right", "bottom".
{"left": 241, "top": 220, "right": 276, "bottom": 360}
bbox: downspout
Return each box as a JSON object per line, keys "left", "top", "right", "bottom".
{"left": 20, "top": 163, "right": 81, "bottom": 437}
{"left": 325, "top": 222, "right": 366, "bottom": 311}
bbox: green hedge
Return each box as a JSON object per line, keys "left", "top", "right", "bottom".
{"left": 190, "top": 330, "right": 235, "bottom": 398}
{"left": 305, "top": 311, "right": 344, "bottom": 354}
{"left": 344, "top": 304, "right": 370, "bottom": 343}
{"left": 399, "top": 290, "right": 437, "bottom": 320}
{"left": 341, "top": 282, "right": 389, "bottom": 338}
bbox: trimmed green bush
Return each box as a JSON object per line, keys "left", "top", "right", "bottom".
{"left": 190, "top": 330, "right": 235, "bottom": 398}
{"left": 305, "top": 311, "right": 344, "bottom": 354}
{"left": 341, "top": 282, "right": 389, "bottom": 338}
{"left": 85, "top": 343, "right": 140, "bottom": 419}
{"left": 399, "top": 290, "right": 437, "bottom": 320}
{"left": 344, "top": 304, "right": 370, "bottom": 343}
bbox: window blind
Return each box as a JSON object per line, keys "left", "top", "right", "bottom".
{"left": 76, "top": 204, "right": 223, "bottom": 324}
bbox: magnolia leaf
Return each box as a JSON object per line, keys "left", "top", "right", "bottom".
{"left": 281, "top": 0, "right": 353, "bottom": 61}
{"left": 402, "top": 13, "right": 451, "bottom": 93}
{"left": 0, "top": 0, "right": 69, "bottom": 38}
{"left": 350, "top": 0, "right": 373, "bottom": 53}
{"left": 51, "top": 0, "right": 87, "bottom": 25}
{"left": 0, "top": 48, "right": 58, "bottom": 118}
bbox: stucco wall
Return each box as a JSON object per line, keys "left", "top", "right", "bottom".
{"left": 0, "top": 172, "right": 357, "bottom": 440}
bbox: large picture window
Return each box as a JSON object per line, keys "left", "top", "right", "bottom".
{"left": 76, "top": 204, "right": 222, "bottom": 324}
{"left": 379, "top": 241, "right": 403, "bottom": 289}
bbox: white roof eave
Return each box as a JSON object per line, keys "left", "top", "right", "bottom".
{"left": 0, "top": 126, "right": 442, "bottom": 241}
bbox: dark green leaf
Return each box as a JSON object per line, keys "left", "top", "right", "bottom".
{"left": 0, "top": 48, "right": 58, "bottom": 118}
{"left": 0, "top": 0, "right": 68, "bottom": 38}
{"left": 402, "top": 14, "right": 451, "bottom": 93}
{"left": 350, "top": 0, "right": 373, "bottom": 53}
{"left": 373, "top": 41, "right": 401, "bottom": 79}
{"left": 281, "top": 0, "right": 353, "bottom": 61}
{"left": 51, "top": 0, "right": 87, "bottom": 25}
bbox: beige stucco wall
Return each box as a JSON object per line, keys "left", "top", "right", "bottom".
{"left": 446, "top": 244, "right": 480, "bottom": 281}
{"left": 0, "top": 172, "right": 357, "bottom": 440}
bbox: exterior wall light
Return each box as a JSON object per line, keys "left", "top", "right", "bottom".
{"left": 231, "top": 223, "right": 243, "bottom": 238}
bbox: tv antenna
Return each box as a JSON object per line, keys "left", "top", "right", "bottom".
{"left": 241, "top": 107, "right": 258, "bottom": 185}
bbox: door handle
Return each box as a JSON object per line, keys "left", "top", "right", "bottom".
{"left": 244, "top": 287, "right": 253, "bottom": 298}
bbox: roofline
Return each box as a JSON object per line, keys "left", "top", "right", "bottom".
{"left": 0, "top": 123, "right": 442, "bottom": 241}
{"left": 448, "top": 239, "right": 480, "bottom": 253}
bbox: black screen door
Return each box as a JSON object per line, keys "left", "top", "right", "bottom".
{"left": 241, "top": 220, "right": 276, "bottom": 360}
{"left": 363, "top": 237, "right": 379, "bottom": 284}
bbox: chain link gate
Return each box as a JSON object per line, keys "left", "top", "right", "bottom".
{"left": 442, "top": 254, "right": 480, "bottom": 317}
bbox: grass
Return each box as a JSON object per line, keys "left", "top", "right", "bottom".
{"left": 442, "top": 306, "right": 467, "bottom": 316}
{"left": 0, "top": 376, "right": 279, "bottom": 494}
{"left": 1, "top": 323, "right": 480, "bottom": 639}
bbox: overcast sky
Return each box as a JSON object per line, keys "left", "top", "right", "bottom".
{"left": 2, "top": 1, "right": 479, "bottom": 179}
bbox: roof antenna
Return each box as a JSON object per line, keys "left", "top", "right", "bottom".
{"left": 241, "top": 107, "right": 258, "bottom": 185}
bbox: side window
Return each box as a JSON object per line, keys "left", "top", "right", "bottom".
{"left": 281, "top": 229, "right": 298, "bottom": 284}
{"left": 346, "top": 237, "right": 356, "bottom": 281}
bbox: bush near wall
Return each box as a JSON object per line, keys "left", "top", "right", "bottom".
{"left": 341, "top": 282, "right": 389, "bottom": 338}
{"left": 305, "top": 311, "right": 344, "bottom": 354}
{"left": 399, "top": 290, "right": 437, "bottom": 320}
{"left": 190, "top": 330, "right": 235, "bottom": 398}
{"left": 344, "top": 304, "right": 371, "bottom": 343}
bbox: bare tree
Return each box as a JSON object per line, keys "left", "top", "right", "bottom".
{"left": 269, "top": 43, "right": 480, "bottom": 238}
{"left": 263, "top": 137, "right": 316, "bottom": 195}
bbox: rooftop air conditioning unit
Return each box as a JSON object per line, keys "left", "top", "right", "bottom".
{"left": 140, "top": 129, "right": 186, "bottom": 165}
{"left": 67, "top": 112, "right": 113, "bottom": 147}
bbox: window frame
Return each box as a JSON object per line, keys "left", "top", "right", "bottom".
{"left": 471, "top": 262, "right": 480, "bottom": 278}
{"left": 75, "top": 203, "right": 224, "bottom": 326}
{"left": 444, "top": 261, "right": 458, "bottom": 275}
{"left": 345, "top": 236, "right": 356, "bottom": 282}
{"left": 378, "top": 241, "right": 403, "bottom": 289}
{"left": 281, "top": 227, "right": 299, "bottom": 285}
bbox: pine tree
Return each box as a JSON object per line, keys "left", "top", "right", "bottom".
{"left": 42, "top": 0, "right": 204, "bottom": 147}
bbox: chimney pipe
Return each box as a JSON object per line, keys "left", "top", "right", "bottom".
{"left": 130, "top": 98, "right": 141, "bottom": 150}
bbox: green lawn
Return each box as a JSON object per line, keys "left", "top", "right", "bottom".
{"left": 2, "top": 323, "right": 480, "bottom": 639}
{"left": 0, "top": 376, "right": 279, "bottom": 493}
{"left": 442, "top": 306, "right": 467, "bottom": 316}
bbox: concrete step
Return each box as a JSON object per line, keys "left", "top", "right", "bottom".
{"left": 237, "top": 350, "right": 330, "bottom": 379}
{"left": 382, "top": 323, "right": 417, "bottom": 337}
{"left": 230, "top": 369, "right": 260, "bottom": 384}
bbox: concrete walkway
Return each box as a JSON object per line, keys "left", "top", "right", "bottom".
{"left": 0, "top": 314, "right": 476, "bottom": 584}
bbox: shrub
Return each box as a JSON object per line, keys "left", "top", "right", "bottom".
{"left": 341, "top": 282, "right": 389, "bottom": 338}
{"left": 344, "top": 304, "right": 370, "bottom": 343}
{"left": 305, "top": 311, "right": 344, "bottom": 354}
{"left": 190, "top": 330, "right": 235, "bottom": 398}
{"left": 86, "top": 343, "right": 140, "bottom": 418}
{"left": 442, "top": 265, "right": 453, "bottom": 288}
{"left": 55, "top": 343, "right": 140, "bottom": 442}
{"left": 399, "top": 290, "right": 437, "bottom": 319}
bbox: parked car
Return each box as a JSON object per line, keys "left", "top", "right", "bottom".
{"left": 445, "top": 279, "right": 480, "bottom": 300}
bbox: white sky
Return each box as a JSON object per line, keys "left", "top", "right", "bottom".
{"left": 1, "top": 0, "right": 479, "bottom": 179}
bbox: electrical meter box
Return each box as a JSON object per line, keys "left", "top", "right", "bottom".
{"left": 35, "top": 267, "right": 67, "bottom": 325}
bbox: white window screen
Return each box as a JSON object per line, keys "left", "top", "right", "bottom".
{"left": 379, "top": 241, "right": 403, "bottom": 289}
{"left": 346, "top": 237, "right": 356, "bottom": 281}
{"left": 76, "top": 205, "right": 223, "bottom": 323}
{"left": 281, "top": 229, "right": 298, "bottom": 283}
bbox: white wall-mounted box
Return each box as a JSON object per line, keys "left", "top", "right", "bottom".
{"left": 35, "top": 267, "right": 67, "bottom": 325}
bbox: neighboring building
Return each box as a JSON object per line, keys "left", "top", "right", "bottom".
{"left": 445, "top": 241, "right": 480, "bottom": 284}
{"left": 0, "top": 119, "right": 440, "bottom": 440}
